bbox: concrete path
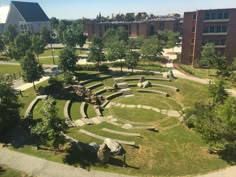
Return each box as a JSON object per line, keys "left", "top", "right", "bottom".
{"left": 0, "top": 148, "right": 133, "bottom": 177}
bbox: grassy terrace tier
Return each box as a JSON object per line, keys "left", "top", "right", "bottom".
{"left": 12, "top": 71, "right": 229, "bottom": 177}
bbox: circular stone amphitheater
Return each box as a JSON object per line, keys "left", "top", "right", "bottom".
{"left": 27, "top": 71, "right": 228, "bottom": 177}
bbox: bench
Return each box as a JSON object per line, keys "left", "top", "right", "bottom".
{"left": 80, "top": 102, "right": 88, "bottom": 118}
{"left": 94, "top": 88, "right": 107, "bottom": 95}
{"left": 152, "top": 83, "right": 179, "bottom": 92}
{"left": 64, "top": 100, "right": 71, "bottom": 119}
{"left": 146, "top": 78, "right": 171, "bottom": 82}
{"left": 24, "top": 95, "right": 48, "bottom": 118}
{"left": 106, "top": 91, "right": 123, "bottom": 100}
{"left": 137, "top": 89, "right": 169, "bottom": 97}
{"left": 102, "top": 128, "right": 141, "bottom": 137}
{"left": 86, "top": 82, "right": 103, "bottom": 90}
{"left": 79, "top": 129, "right": 136, "bottom": 146}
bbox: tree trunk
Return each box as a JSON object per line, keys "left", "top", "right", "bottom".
{"left": 37, "top": 54, "right": 40, "bottom": 63}
{"left": 51, "top": 44, "right": 55, "bottom": 65}
{"left": 33, "top": 81, "right": 36, "bottom": 92}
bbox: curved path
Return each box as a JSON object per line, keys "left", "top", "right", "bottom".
{"left": 0, "top": 148, "right": 133, "bottom": 177}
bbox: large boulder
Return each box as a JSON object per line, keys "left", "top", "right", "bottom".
{"left": 142, "top": 80, "right": 151, "bottom": 88}
{"left": 97, "top": 143, "right": 111, "bottom": 164}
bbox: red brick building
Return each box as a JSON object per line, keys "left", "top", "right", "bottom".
{"left": 181, "top": 8, "right": 236, "bottom": 65}
{"left": 84, "top": 18, "right": 182, "bottom": 41}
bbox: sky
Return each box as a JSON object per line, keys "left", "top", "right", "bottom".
{"left": 0, "top": 0, "right": 235, "bottom": 19}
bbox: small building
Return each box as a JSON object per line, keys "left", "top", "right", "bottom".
{"left": 0, "top": 1, "right": 49, "bottom": 34}
{"left": 181, "top": 8, "right": 236, "bottom": 65}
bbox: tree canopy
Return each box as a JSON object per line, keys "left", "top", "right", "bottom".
{"left": 88, "top": 36, "right": 104, "bottom": 67}
{"left": 0, "top": 78, "right": 21, "bottom": 133}
{"left": 31, "top": 97, "right": 67, "bottom": 149}
{"left": 21, "top": 51, "right": 43, "bottom": 91}
{"left": 58, "top": 47, "right": 78, "bottom": 73}
{"left": 141, "top": 36, "right": 163, "bottom": 60}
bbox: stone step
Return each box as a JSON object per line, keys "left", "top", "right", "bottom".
{"left": 81, "top": 118, "right": 94, "bottom": 125}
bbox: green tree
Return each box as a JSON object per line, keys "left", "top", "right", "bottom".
{"left": 104, "top": 39, "right": 126, "bottom": 61}
{"left": 31, "top": 97, "right": 67, "bottom": 150}
{"left": 200, "top": 43, "right": 230, "bottom": 77}
{"left": 0, "top": 35, "right": 5, "bottom": 52}
{"left": 21, "top": 51, "right": 43, "bottom": 91}
{"left": 88, "top": 36, "right": 104, "bottom": 68}
{"left": 141, "top": 36, "right": 163, "bottom": 61}
{"left": 128, "top": 37, "right": 144, "bottom": 49}
{"left": 166, "top": 31, "right": 180, "bottom": 48}
{"left": 0, "top": 78, "right": 21, "bottom": 133}
{"left": 50, "top": 17, "right": 59, "bottom": 30}
{"left": 10, "top": 33, "right": 32, "bottom": 59}
{"left": 40, "top": 27, "right": 55, "bottom": 64}
{"left": 57, "top": 20, "right": 67, "bottom": 43}
{"left": 209, "top": 79, "right": 228, "bottom": 104}
{"left": 58, "top": 47, "right": 78, "bottom": 75}
{"left": 32, "top": 35, "right": 46, "bottom": 63}
{"left": 62, "top": 28, "right": 78, "bottom": 47}
{"left": 125, "top": 13, "right": 135, "bottom": 22}
{"left": 126, "top": 51, "right": 139, "bottom": 72}
{"left": 3, "top": 25, "right": 18, "bottom": 44}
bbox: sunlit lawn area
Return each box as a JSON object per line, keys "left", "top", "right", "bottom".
{"left": 0, "top": 64, "right": 21, "bottom": 77}
{"left": 180, "top": 64, "right": 217, "bottom": 79}
{"left": 11, "top": 72, "right": 230, "bottom": 177}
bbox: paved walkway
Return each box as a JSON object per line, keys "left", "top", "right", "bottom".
{"left": 0, "top": 148, "right": 132, "bottom": 177}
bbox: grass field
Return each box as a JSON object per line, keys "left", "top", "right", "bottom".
{"left": 0, "top": 64, "right": 21, "bottom": 78}
{"left": 10, "top": 72, "right": 230, "bottom": 177}
{"left": 180, "top": 64, "right": 217, "bottom": 79}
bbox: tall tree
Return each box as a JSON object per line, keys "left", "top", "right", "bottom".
{"left": 40, "top": 27, "right": 55, "bottom": 64}
{"left": 32, "top": 35, "right": 46, "bottom": 63}
{"left": 141, "top": 36, "right": 163, "bottom": 61}
{"left": 58, "top": 47, "right": 78, "bottom": 74}
{"left": 209, "top": 79, "right": 228, "bottom": 104}
{"left": 200, "top": 43, "right": 230, "bottom": 77}
{"left": 126, "top": 51, "right": 139, "bottom": 72}
{"left": 11, "top": 33, "right": 32, "bottom": 59}
{"left": 88, "top": 36, "right": 104, "bottom": 68}
{"left": 21, "top": 51, "right": 43, "bottom": 91}
{"left": 3, "top": 25, "right": 18, "bottom": 44}
{"left": 0, "top": 35, "right": 5, "bottom": 53}
{"left": 0, "top": 78, "right": 21, "bottom": 133}
{"left": 31, "top": 97, "right": 67, "bottom": 149}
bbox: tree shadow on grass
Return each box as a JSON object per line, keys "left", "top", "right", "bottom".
{"left": 0, "top": 166, "right": 6, "bottom": 175}
{"left": 218, "top": 147, "right": 236, "bottom": 165}
{"left": 63, "top": 142, "right": 98, "bottom": 170}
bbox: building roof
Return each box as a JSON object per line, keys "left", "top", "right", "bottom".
{"left": 12, "top": 1, "right": 49, "bottom": 22}
{"left": 0, "top": 6, "right": 10, "bottom": 23}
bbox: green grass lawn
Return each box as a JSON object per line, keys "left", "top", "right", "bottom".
{"left": 70, "top": 101, "right": 82, "bottom": 120}
{"left": 0, "top": 64, "right": 21, "bottom": 78}
{"left": 0, "top": 165, "right": 30, "bottom": 177}
{"left": 11, "top": 72, "right": 230, "bottom": 177}
{"left": 86, "top": 104, "right": 97, "bottom": 118}
{"left": 180, "top": 65, "right": 217, "bottom": 79}
{"left": 105, "top": 107, "right": 163, "bottom": 122}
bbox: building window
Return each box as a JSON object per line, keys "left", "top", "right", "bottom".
{"left": 202, "top": 39, "right": 226, "bottom": 46}
{"left": 192, "top": 26, "right": 195, "bottom": 32}
{"left": 193, "top": 14, "right": 196, "bottom": 20}
{"left": 203, "top": 25, "right": 228, "bottom": 33}
{"left": 204, "top": 11, "right": 229, "bottom": 20}
{"left": 205, "top": 13, "right": 210, "bottom": 20}
{"left": 223, "top": 12, "right": 229, "bottom": 19}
